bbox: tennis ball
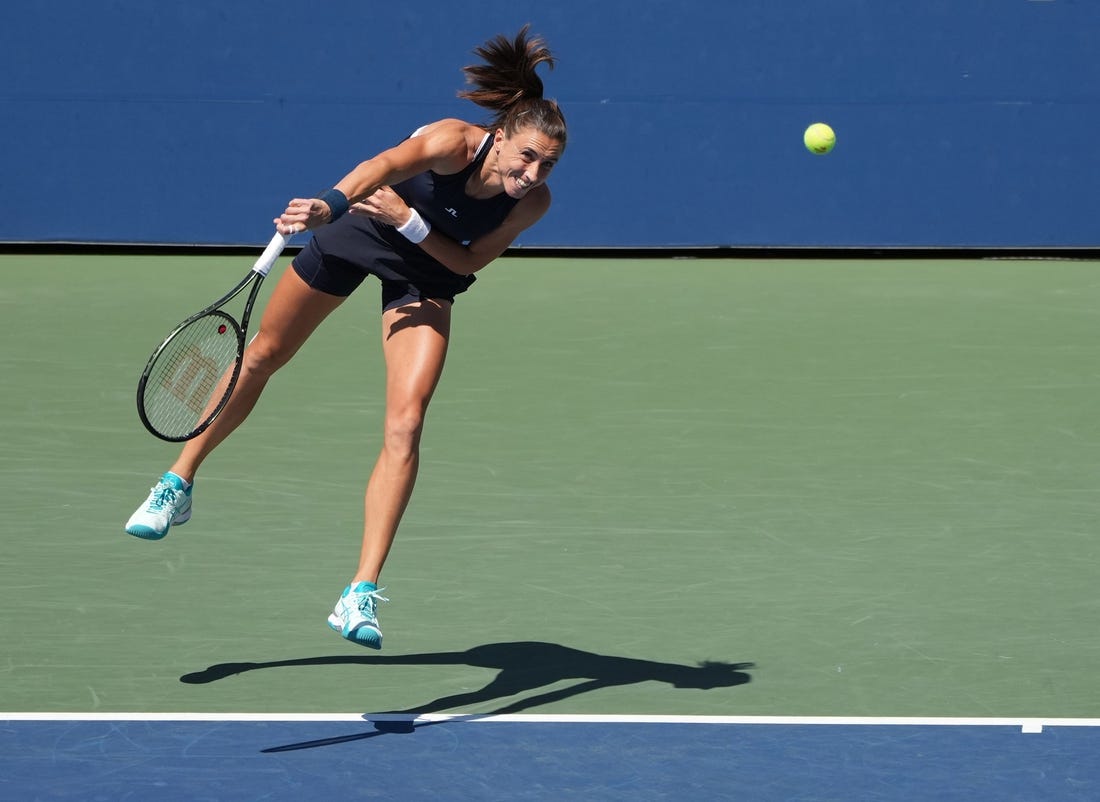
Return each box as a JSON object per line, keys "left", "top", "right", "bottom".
{"left": 804, "top": 122, "right": 836, "bottom": 155}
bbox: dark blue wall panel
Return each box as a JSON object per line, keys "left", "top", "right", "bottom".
{"left": 3, "top": 1, "right": 1098, "bottom": 247}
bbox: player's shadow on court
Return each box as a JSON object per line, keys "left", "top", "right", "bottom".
{"left": 180, "top": 641, "right": 754, "bottom": 752}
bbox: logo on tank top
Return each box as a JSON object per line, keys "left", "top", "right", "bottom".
{"left": 444, "top": 207, "right": 459, "bottom": 218}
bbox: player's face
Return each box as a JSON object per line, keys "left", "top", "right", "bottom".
{"left": 496, "top": 126, "right": 563, "bottom": 198}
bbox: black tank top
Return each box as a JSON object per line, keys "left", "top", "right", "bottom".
{"left": 312, "top": 132, "right": 518, "bottom": 291}
{"left": 392, "top": 132, "right": 517, "bottom": 243}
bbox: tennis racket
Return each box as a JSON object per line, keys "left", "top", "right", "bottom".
{"left": 136, "top": 231, "right": 290, "bottom": 442}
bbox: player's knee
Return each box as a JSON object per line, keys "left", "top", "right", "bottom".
{"left": 242, "top": 334, "right": 294, "bottom": 377}
{"left": 382, "top": 407, "right": 426, "bottom": 459}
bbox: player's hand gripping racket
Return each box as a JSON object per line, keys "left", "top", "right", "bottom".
{"left": 136, "top": 232, "right": 290, "bottom": 442}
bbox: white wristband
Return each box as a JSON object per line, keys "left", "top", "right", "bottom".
{"left": 396, "top": 209, "right": 431, "bottom": 244}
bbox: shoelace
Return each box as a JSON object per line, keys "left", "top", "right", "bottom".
{"left": 356, "top": 588, "right": 390, "bottom": 616}
{"left": 147, "top": 482, "right": 179, "bottom": 513}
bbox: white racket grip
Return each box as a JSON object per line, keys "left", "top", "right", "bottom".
{"left": 252, "top": 231, "right": 290, "bottom": 277}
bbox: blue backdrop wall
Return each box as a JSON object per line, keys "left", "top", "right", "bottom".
{"left": 3, "top": 1, "right": 1098, "bottom": 248}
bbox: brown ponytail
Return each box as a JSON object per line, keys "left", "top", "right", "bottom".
{"left": 458, "top": 25, "right": 567, "bottom": 148}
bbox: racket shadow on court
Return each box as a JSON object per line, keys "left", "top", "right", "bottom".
{"left": 179, "top": 641, "right": 754, "bottom": 753}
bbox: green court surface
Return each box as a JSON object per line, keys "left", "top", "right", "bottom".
{"left": 2, "top": 252, "right": 1098, "bottom": 718}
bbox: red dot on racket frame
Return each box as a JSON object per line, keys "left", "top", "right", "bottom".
{"left": 218, "top": 324, "right": 227, "bottom": 334}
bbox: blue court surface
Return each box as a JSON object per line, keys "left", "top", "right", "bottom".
{"left": 2, "top": 714, "right": 1098, "bottom": 801}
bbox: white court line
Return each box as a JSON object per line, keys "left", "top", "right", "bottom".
{"left": 3, "top": 713, "right": 1100, "bottom": 733}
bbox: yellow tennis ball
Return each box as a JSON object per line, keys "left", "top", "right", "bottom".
{"left": 804, "top": 122, "right": 836, "bottom": 155}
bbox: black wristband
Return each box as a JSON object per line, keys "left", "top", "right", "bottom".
{"left": 316, "top": 188, "right": 350, "bottom": 222}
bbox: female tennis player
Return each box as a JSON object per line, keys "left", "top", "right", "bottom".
{"left": 125, "top": 26, "right": 567, "bottom": 649}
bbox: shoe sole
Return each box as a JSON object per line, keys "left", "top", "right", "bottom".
{"left": 126, "top": 525, "right": 169, "bottom": 541}
{"left": 125, "top": 503, "right": 192, "bottom": 540}
{"left": 327, "top": 614, "right": 382, "bottom": 650}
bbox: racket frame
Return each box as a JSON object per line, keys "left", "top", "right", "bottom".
{"left": 136, "top": 232, "right": 289, "bottom": 442}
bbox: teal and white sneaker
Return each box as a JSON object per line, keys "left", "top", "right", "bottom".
{"left": 125, "top": 472, "right": 192, "bottom": 540}
{"left": 328, "top": 582, "right": 389, "bottom": 649}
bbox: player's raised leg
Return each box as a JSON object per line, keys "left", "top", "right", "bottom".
{"left": 126, "top": 268, "right": 346, "bottom": 539}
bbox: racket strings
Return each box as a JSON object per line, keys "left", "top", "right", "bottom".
{"left": 142, "top": 313, "right": 242, "bottom": 440}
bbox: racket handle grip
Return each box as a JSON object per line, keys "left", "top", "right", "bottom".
{"left": 252, "top": 232, "right": 290, "bottom": 277}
